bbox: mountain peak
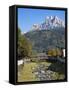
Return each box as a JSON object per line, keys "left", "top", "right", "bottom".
{"left": 31, "top": 16, "right": 65, "bottom": 30}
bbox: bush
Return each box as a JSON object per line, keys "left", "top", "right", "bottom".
{"left": 18, "top": 28, "right": 33, "bottom": 59}
{"left": 47, "top": 48, "right": 61, "bottom": 57}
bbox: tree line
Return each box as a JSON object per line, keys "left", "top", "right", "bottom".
{"left": 18, "top": 28, "right": 32, "bottom": 60}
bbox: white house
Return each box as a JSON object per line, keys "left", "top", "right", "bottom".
{"left": 18, "top": 59, "right": 24, "bottom": 66}
{"left": 63, "top": 49, "right": 65, "bottom": 57}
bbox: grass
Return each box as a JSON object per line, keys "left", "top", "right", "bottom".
{"left": 17, "top": 60, "right": 65, "bottom": 82}
{"left": 17, "top": 61, "right": 51, "bottom": 82}
{"left": 18, "top": 62, "right": 38, "bottom": 82}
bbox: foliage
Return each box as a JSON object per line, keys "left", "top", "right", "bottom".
{"left": 47, "top": 48, "right": 61, "bottom": 57}
{"left": 18, "top": 28, "right": 32, "bottom": 59}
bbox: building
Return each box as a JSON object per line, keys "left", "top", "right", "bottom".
{"left": 62, "top": 49, "right": 65, "bottom": 57}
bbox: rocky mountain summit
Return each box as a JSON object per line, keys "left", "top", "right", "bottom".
{"left": 31, "top": 16, "right": 65, "bottom": 30}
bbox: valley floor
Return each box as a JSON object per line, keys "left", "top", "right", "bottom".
{"left": 17, "top": 60, "right": 65, "bottom": 82}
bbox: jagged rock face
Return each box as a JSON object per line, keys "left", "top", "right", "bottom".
{"left": 31, "top": 16, "right": 65, "bottom": 30}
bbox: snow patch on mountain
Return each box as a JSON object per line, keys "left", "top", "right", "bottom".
{"left": 31, "top": 16, "right": 65, "bottom": 30}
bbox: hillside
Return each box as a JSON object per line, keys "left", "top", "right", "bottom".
{"left": 25, "top": 28, "right": 65, "bottom": 53}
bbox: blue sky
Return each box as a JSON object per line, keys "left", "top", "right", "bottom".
{"left": 18, "top": 8, "right": 65, "bottom": 33}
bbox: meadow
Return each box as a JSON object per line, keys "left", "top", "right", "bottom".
{"left": 18, "top": 60, "right": 65, "bottom": 82}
